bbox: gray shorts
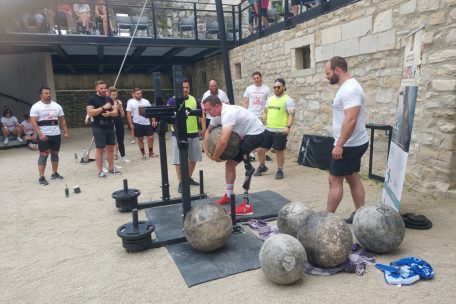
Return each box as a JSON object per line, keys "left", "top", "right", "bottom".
{"left": 172, "top": 136, "right": 202, "bottom": 165}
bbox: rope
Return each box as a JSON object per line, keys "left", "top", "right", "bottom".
{"left": 114, "top": 0, "right": 149, "bottom": 87}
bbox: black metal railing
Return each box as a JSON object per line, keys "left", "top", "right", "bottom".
{"left": 3, "top": 0, "right": 359, "bottom": 44}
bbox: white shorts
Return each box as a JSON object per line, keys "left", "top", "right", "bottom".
{"left": 172, "top": 136, "right": 202, "bottom": 165}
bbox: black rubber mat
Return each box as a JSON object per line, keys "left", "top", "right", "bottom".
{"left": 144, "top": 190, "right": 290, "bottom": 287}
{"left": 166, "top": 230, "right": 263, "bottom": 287}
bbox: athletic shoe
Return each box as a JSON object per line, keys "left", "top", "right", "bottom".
{"left": 254, "top": 164, "right": 268, "bottom": 176}
{"left": 109, "top": 168, "right": 121, "bottom": 175}
{"left": 235, "top": 201, "right": 254, "bottom": 216}
{"left": 215, "top": 193, "right": 230, "bottom": 206}
{"left": 17, "top": 137, "right": 24, "bottom": 143}
{"left": 266, "top": 155, "right": 273, "bottom": 162}
{"left": 130, "top": 139, "right": 135, "bottom": 144}
{"left": 149, "top": 153, "right": 158, "bottom": 158}
{"left": 51, "top": 172, "right": 64, "bottom": 179}
{"left": 121, "top": 156, "right": 130, "bottom": 163}
{"left": 178, "top": 182, "right": 183, "bottom": 193}
{"left": 142, "top": 154, "right": 147, "bottom": 160}
{"left": 345, "top": 211, "right": 356, "bottom": 224}
{"left": 3, "top": 138, "right": 9, "bottom": 145}
{"left": 39, "top": 176, "right": 49, "bottom": 186}
{"left": 189, "top": 178, "right": 199, "bottom": 186}
{"left": 275, "top": 169, "right": 284, "bottom": 180}
{"left": 98, "top": 171, "right": 107, "bottom": 178}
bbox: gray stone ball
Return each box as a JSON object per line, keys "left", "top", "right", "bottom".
{"left": 297, "top": 211, "right": 353, "bottom": 268}
{"left": 207, "top": 127, "right": 241, "bottom": 160}
{"left": 183, "top": 203, "right": 232, "bottom": 252}
{"left": 352, "top": 204, "right": 405, "bottom": 253}
{"left": 277, "top": 201, "right": 314, "bottom": 237}
{"left": 259, "top": 234, "right": 307, "bottom": 285}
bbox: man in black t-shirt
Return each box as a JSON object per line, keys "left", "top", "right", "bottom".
{"left": 86, "top": 80, "right": 119, "bottom": 177}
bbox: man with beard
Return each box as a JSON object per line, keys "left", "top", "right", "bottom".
{"left": 30, "top": 86, "right": 69, "bottom": 185}
{"left": 323, "top": 56, "right": 369, "bottom": 223}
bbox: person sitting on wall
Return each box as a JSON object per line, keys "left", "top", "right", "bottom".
{"left": 21, "top": 114, "right": 38, "bottom": 150}
{"left": 1, "top": 109, "right": 24, "bottom": 145}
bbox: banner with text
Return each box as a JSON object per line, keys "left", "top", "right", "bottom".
{"left": 381, "top": 25, "right": 425, "bottom": 210}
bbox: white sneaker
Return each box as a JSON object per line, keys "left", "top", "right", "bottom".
{"left": 3, "top": 138, "right": 9, "bottom": 145}
{"left": 17, "top": 137, "right": 24, "bottom": 143}
{"left": 114, "top": 164, "right": 122, "bottom": 170}
{"left": 122, "top": 156, "right": 130, "bottom": 163}
{"left": 130, "top": 140, "right": 135, "bottom": 144}
{"left": 102, "top": 167, "right": 109, "bottom": 173}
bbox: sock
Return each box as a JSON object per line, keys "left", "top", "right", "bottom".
{"left": 140, "top": 148, "right": 145, "bottom": 155}
{"left": 226, "top": 184, "right": 234, "bottom": 196}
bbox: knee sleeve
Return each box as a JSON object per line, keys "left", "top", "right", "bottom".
{"left": 50, "top": 150, "right": 59, "bottom": 161}
{"left": 38, "top": 153, "right": 49, "bottom": 165}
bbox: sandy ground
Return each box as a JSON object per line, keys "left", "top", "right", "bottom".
{"left": 1, "top": 127, "right": 455, "bottom": 304}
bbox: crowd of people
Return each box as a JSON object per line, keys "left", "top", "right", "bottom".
{"left": 4, "top": 55, "right": 368, "bottom": 221}
{"left": 13, "top": 0, "right": 114, "bottom": 35}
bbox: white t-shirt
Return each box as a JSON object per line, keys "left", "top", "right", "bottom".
{"left": 126, "top": 98, "right": 152, "bottom": 125}
{"left": 29, "top": 101, "right": 64, "bottom": 136}
{"left": 1, "top": 116, "right": 19, "bottom": 132}
{"left": 243, "top": 84, "right": 272, "bottom": 118}
{"left": 21, "top": 119, "right": 34, "bottom": 135}
{"left": 210, "top": 104, "right": 265, "bottom": 138}
{"left": 332, "top": 78, "right": 369, "bottom": 147}
{"left": 73, "top": 3, "right": 90, "bottom": 14}
{"left": 202, "top": 89, "right": 230, "bottom": 119}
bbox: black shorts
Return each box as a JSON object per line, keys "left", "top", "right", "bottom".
{"left": 133, "top": 123, "right": 154, "bottom": 138}
{"left": 261, "top": 129, "right": 288, "bottom": 151}
{"left": 330, "top": 142, "right": 369, "bottom": 176}
{"left": 232, "top": 132, "right": 265, "bottom": 163}
{"left": 38, "top": 135, "right": 61, "bottom": 152}
{"left": 92, "top": 126, "right": 116, "bottom": 148}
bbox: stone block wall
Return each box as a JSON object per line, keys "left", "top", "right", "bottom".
{"left": 193, "top": 0, "right": 456, "bottom": 198}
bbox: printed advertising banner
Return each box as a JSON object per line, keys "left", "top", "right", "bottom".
{"left": 381, "top": 25, "right": 425, "bottom": 210}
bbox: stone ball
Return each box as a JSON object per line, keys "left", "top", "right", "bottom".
{"left": 297, "top": 211, "right": 352, "bottom": 268}
{"left": 352, "top": 204, "right": 405, "bottom": 253}
{"left": 183, "top": 203, "right": 232, "bottom": 252}
{"left": 207, "top": 127, "right": 241, "bottom": 160}
{"left": 259, "top": 234, "right": 307, "bottom": 285}
{"left": 277, "top": 201, "right": 314, "bottom": 237}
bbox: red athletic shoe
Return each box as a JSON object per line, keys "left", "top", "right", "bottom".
{"left": 215, "top": 193, "right": 230, "bottom": 205}
{"left": 235, "top": 201, "right": 254, "bottom": 216}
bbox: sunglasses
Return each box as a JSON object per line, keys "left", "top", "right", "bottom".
{"left": 273, "top": 86, "right": 283, "bottom": 89}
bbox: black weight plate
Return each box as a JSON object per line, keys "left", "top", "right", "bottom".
{"left": 112, "top": 189, "right": 141, "bottom": 199}
{"left": 117, "top": 221, "right": 155, "bottom": 240}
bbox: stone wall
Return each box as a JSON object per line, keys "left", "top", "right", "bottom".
{"left": 193, "top": 0, "right": 456, "bottom": 198}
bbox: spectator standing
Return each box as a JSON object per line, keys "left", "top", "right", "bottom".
{"left": 86, "top": 80, "right": 119, "bottom": 177}
{"left": 167, "top": 80, "right": 204, "bottom": 193}
{"left": 323, "top": 56, "right": 369, "bottom": 223}
{"left": 126, "top": 88, "right": 158, "bottom": 159}
{"left": 254, "top": 78, "right": 295, "bottom": 179}
{"left": 30, "top": 86, "right": 69, "bottom": 185}
{"left": 108, "top": 86, "right": 129, "bottom": 163}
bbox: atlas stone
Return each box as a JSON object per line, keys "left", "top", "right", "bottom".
{"left": 259, "top": 234, "right": 307, "bottom": 285}
{"left": 277, "top": 201, "right": 314, "bottom": 237}
{"left": 207, "top": 127, "right": 241, "bottom": 160}
{"left": 183, "top": 203, "right": 232, "bottom": 252}
{"left": 297, "top": 212, "right": 352, "bottom": 268}
{"left": 352, "top": 204, "right": 405, "bottom": 253}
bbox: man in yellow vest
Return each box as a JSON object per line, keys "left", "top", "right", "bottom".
{"left": 167, "top": 79, "right": 204, "bottom": 193}
{"left": 255, "top": 78, "right": 295, "bottom": 179}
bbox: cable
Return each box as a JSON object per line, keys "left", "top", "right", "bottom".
{"left": 114, "top": 0, "right": 149, "bottom": 87}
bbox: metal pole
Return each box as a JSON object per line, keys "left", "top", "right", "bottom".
{"left": 215, "top": 0, "right": 234, "bottom": 104}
